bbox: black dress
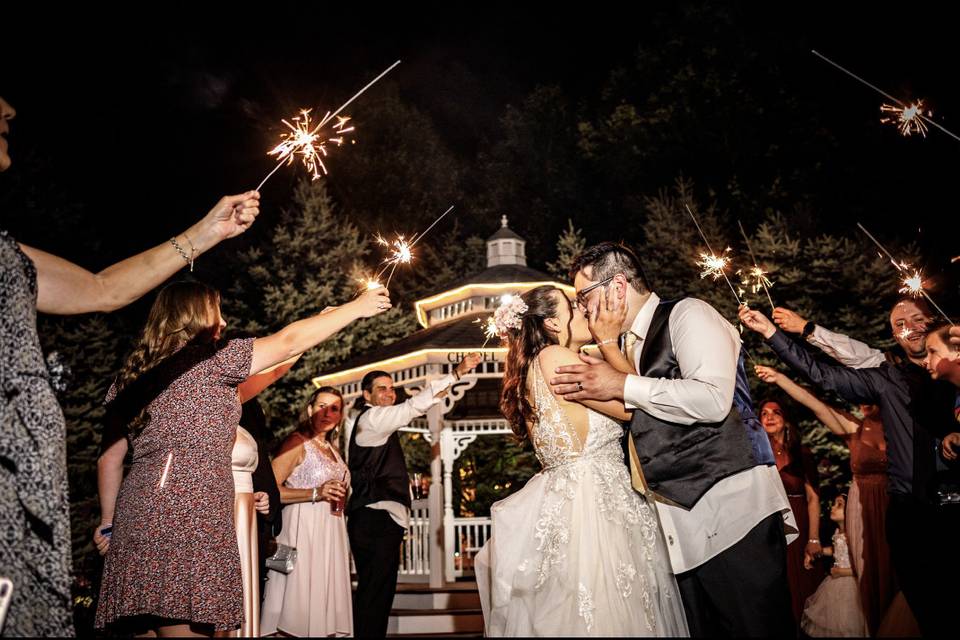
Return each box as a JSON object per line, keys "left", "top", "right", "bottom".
{"left": 0, "top": 230, "right": 74, "bottom": 636}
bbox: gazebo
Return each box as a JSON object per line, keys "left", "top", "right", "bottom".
{"left": 313, "top": 216, "right": 574, "bottom": 587}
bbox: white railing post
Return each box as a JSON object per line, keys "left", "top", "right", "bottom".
{"left": 428, "top": 398, "right": 446, "bottom": 587}
{"left": 440, "top": 425, "right": 456, "bottom": 583}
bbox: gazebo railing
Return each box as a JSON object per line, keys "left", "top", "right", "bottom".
{"left": 398, "top": 499, "right": 431, "bottom": 580}
{"left": 451, "top": 516, "right": 492, "bottom": 577}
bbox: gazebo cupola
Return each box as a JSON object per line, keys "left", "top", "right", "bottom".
{"left": 413, "top": 216, "right": 566, "bottom": 329}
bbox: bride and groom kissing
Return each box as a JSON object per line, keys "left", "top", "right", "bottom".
{"left": 476, "top": 241, "right": 798, "bottom": 637}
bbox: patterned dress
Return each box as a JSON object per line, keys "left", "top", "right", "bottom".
{"left": 95, "top": 337, "right": 254, "bottom": 631}
{"left": 476, "top": 359, "right": 688, "bottom": 636}
{"left": 0, "top": 230, "right": 74, "bottom": 637}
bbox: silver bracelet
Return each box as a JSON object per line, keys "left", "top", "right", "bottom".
{"left": 311, "top": 487, "right": 318, "bottom": 503}
{"left": 169, "top": 236, "right": 194, "bottom": 272}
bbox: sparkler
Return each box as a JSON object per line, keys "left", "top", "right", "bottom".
{"left": 880, "top": 101, "right": 930, "bottom": 137}
{"left": 476, "top": 316, "right": 500, "bottom": 348}
{"left": 856, "top": 223, "right": 954, "bottom": 325}
{"left": 811, "top": 50, "right": 960, "bottom": 143}
{"left": 737, "top": 220, "right": 776, "bottom": 312}
{"left": 685, "top": 205, "right": 744, "bottom": 306}
{"left": 371, "top": 205, "right": 456, "bottom": 289}
{"left": 255, "top": 60, "right": 401, "bottom": 190}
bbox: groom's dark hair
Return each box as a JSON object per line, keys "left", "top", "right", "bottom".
{"left": 569, "top": 241, "right": 650, "bottom": 293}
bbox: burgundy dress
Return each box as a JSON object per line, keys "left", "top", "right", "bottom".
{"left": 95, "top": 338, "right": 254, "bottom": 631}
{"left": 843, "top": 417, "right": 894, "bottom": 636}
{"left": 774, "top": 442, "right": 825, "bottom": 625}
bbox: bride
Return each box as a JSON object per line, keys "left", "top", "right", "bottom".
{"left": 476, "top": 285, "right": 688, "bottom": 637}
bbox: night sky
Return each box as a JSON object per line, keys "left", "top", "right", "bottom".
{"left": 5, "top": 3, "right": 960, "bottom": 283}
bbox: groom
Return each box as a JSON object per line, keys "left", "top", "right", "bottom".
{"left": 550, "top": 241, "right": 795, "bottom": 637}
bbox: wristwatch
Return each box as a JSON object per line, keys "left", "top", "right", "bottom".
{"left": 801, "top": 321, "right": 816, "bottom": 339}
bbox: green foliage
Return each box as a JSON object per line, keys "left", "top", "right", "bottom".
{"left": 546, "top": 219, "right": 587, "bottom": 281}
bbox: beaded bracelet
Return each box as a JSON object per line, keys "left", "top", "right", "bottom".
{"left": 170, "top": 236, "right": 194, "bottom": 272}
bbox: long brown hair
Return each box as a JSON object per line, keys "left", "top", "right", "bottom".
{"left": 296, "top": 386, "right": 345, "bottom": 444}
{"left": 499, "top": 286, "right": 573, "bottom": 439}
{"left": 115, "top": 281, "right": 221, "bottom": 395}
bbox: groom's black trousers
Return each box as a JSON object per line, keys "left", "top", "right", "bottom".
{"left": 675, "top": 512, "right": 794, "bottom": 637}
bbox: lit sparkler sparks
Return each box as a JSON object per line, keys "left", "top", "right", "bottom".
{"left": 476, "top": 316, "right": 500, "bottom": 348}
{"left": 899, "top": 268, "right": 925, "bottom": 296}
{"left": 697, "top": 250, "right": 732, "bottom": 280}
{"left": 737, "top": 220, "right": 776, "bottom": 312}
{"left": 812, "top": 51, "right": 960, "bottom": 144}
{"left": 685, "top": 205, "right": 744, "bottom": 307}
{"left": 857, "top": 223, "right": 954, "bottom": 325}
{"left": 371, "top": 205, "right": 457, "bottom": 288}
{"left": 263, "top": 110, "right": 354, "bottom": 186}
{"left": 881, "top": 101, "right": 930, "bottom": 137}
{"left": 255, "top": 60, "right": 401, "bottom": 191}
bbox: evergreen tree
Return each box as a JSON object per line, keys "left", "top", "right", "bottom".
{"left": 546, "top": 219, "right": 587, "bottom": 281}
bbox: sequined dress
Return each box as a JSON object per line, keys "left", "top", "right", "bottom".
{"left": 476, "top": 359, "right": 688, "bottom": 636}
{"left": 260, "top": 438, "right": 352, "bottom": 637}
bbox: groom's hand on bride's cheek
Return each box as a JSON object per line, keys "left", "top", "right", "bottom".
{"left": 550, "top": 358, "right": 626, "bottom": 402}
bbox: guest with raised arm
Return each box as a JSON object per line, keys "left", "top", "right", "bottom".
{"left": 348, "top": 354, "right": 483, "bottom": 638}
{"left": 755, "top": 365, "right": 896, "bottom": 635}
{"left": 739, "top": 305, "right": 958, "bottom": 637}
{"left": 1, "top": 93, "right": 261, "bottom": 638}
{"left": 94, "top": 282, "right": 389, "bottom": 637}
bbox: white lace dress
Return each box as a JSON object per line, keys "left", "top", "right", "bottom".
{"left": 476, "top": 360, "right": 689, "bottom": 637}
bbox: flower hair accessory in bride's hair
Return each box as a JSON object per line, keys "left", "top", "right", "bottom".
{"left": 493, "top": 294, "right": 528, "bottom": 336}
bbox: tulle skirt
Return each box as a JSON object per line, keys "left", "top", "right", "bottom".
{"left": 476, "top": 458, "right": 688, "bottom": 637}
{"left": 801, "top": 574, "right": 869, "bottom": 637}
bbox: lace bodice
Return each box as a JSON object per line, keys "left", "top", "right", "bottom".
{"left": 833, "top": 530, "right": 852, "bottom": 570}
{"left": 529, "top": 359, "right": 624, "bottom": 470}
{"left": 286, "top": 438, "right": 349, "bottom": 489}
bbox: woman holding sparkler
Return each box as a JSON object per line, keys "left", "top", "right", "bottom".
{"left": 755, "top": 397, "right": 826, "bottom": 625}
{"left": 738, "top": 304, "right": 959, "bottom": 637}
{"left": 0, "top": 94, "right": 261, "bottom": 637}
{"left": 754, "top": 365, "right": 895, "bottom": 636}
{"left": 261, "top": 387, "right": 352, "bottom": 637}
{"left": 93, "top": 281, "right": 389, "bottom": 637}
{"left": 476, "top": 285, "right": 689, "bottom": 637}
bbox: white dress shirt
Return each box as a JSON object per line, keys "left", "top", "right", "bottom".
{"left": 808, "top": 325, "right": 885, "bottom": 369}
{"left": 352, "top": 374, "right": 457, "bottom": 528}
{"left": 623, "top": 293, "right": 797, "bottom": 573}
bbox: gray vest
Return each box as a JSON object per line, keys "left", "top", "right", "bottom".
{"left": 629, "top": 299, "right": 762, "bottom": 509}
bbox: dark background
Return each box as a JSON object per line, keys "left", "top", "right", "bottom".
{"left": 4, "top": 2, "right": 959, "bottom": 276}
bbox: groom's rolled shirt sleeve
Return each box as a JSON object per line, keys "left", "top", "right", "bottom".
{"left": 356, "top": 374, "right": 456, "bottom": 447}
{"left": 623, "top": 299, "right": 739, "bottom": 425}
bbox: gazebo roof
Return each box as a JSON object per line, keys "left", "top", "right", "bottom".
{"left": 313, "top": 312, "right": 500, "bottom": 386}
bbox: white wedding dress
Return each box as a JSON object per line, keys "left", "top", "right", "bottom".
{"left": 476, "top": 360, "right": 689, "bottom": 637}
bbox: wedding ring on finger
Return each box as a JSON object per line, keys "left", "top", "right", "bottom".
{"left": 577, "top": 381, "right": 583, "bottom": 392}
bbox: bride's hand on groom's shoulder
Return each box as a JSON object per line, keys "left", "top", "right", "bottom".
{"left": 738, "top": 305, "right": 777, "bottom": 339}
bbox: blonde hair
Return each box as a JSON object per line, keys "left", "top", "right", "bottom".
{"left": 115, "top": 281, "right": 221, "bottom": 395}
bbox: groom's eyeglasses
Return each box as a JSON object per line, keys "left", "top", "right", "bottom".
{"left": 575, "top": 275, "right": 615, "bottom": 311}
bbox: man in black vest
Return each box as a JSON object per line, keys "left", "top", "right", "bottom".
{"left": 550, "top": 242, "right": 794, "bottom": 637}
{"left": 347, "top": 354, "right": 481, "bottom": 637}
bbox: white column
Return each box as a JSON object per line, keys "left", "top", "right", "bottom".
{"left": 441, "top": 425, "right": 456, "bottom": 584}
{"left": 427, "top": 400, "right": 445, "bottom": 588}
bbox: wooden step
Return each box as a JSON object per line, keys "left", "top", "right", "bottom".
{"left": 387, "top": 608, "right": 484, "bottom": 635}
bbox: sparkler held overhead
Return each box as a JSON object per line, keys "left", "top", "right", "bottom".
{"left": 811, "top": 50, "right": 960, "bottom": 143}
{"left": 255, "top": 60, "right": 402, "bottom": 191}
{"left": 684, "top": 204, "right": 744, "bottom": 307}
{"left": 737, "top": 220, "right": 776, "bottom": 312}
{"left": 856, "top": 222, "right": 954, "bottom": 325}
{"left": 368, "top": 205, "right": 457, "bottom": 289}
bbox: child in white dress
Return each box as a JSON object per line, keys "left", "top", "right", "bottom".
{"left": 801, "top": 494, "right": 869, "bottom": 637}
